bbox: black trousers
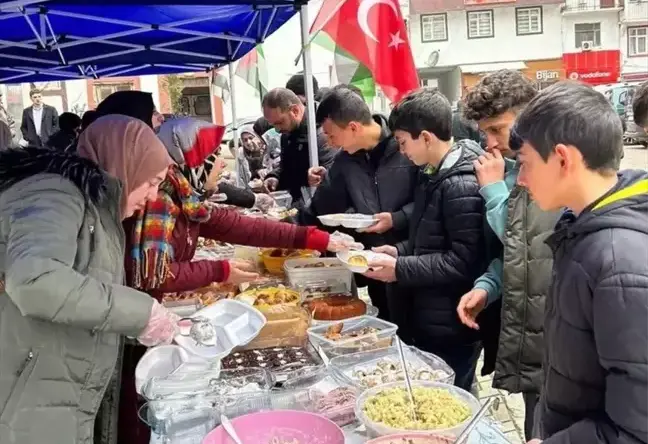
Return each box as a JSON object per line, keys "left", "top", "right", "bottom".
{"left": 428, "top": 341, "right": 482, "bottom": 392}
{"left": 523, "top": 391, "right": 540, "bottom": 440}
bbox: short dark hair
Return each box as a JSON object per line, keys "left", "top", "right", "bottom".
{"left": 253, "top": 117, "right": 271, "bottom": 138}
{"left": 262, "top": 88, "right": 302, "bottom": 111}
{"left": 316, "top": 87, "right": 372, "bottom": 126}
{"left": 632, "top": 81, "right": 648, "bottom": 128}
{"left": 332, "top": 83, "right": 364, "bottom": 100}
{"left": 389, "top": 88, "right": 452, "bottom": 141}
{"left": 513, "top": 81, "right": 622, "bottom": 172}
{"left": 463, "top": 70, "right": 537, "bottom": 121}
{"left": 29, "top": 88, "right": 42, "bottom": 98}
{"left": 285, "top": 74, "right": 319, "bottom": 97}
{"left": 314, "top": 87, "right": 331, "bottom": 103}
{"left": 58, "top": 112, "right": 82, "bottom": 133}
{"left": 81, "top": 110, "right": 98, "bottom": 131}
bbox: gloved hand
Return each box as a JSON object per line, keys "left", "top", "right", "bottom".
{"left": 326, "top": 231, "right": 364, "bottom": 252}
{"left": 137, "top": 301, "right": 181, "bottom": 347}
{"left": 254, "top": 193, "right": 276, "bottom": 212}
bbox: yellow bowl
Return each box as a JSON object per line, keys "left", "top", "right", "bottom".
{"left": 260, "top": 249, "right": 317, "bottom": 275}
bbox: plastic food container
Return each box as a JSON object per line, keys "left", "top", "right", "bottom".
{"left": 135, "top": 345, "right": 191, "bottom": 395}
{"left": 307, "top": 315, "right": 398, "bottom": 357}
{"left": 355, "top": 381, "right": 481, "bottom": 438}
{"left": 337, "top": 250, "right": 394, "bottom": 273}
{"left": 239, "top": 305, "right": 311, "bottom": 350}
{"left": 330, "top": 345, "right": 455, "bottom": 389}
{"left": 318, "top": 213, "right": 378, "bottom": 229}
{"left": 202, "top": 410, "right": 345, "bottom": 444}
{"left": 281, "top": 370, "right": 359, "bottom": 427}
{"left": 260, "top": 248, "right": 319, "bottom": 275}
{"left": 142, "top": 367, "right": 274, "bottom": 437}
{"left": 284, "top": 257, "right": 353, "bottom": 289}
{"left": 174, "top": 299, "right": 266, "bottom": 360}
{"left": 269, "top": 190, "right": 293, "bottom": 208}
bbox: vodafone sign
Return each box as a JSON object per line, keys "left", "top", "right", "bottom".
{"left": 562, "top": 50, "right": 621, "bottom": 85}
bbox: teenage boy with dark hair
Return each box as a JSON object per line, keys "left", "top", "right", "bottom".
{"left": 303, "top": 87, "right": 418, "bottom": 321}
{"left": 513, "top": 80, "right": 648, "bottom": 444}
{"left": 363, "top": 88, "right": 486, "bottom": 390}
{"left": 633, "top": 80, "right": 648, "bottom": 130}
{"left": 456, "top": 69, "right": 560, "bottom": 440}
{"left": 285, "top": 73, "right": 320, "bottom": 103}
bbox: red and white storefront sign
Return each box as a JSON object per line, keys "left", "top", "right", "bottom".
{"left": 562, "top": 50, "right": 621, "bottom": 85}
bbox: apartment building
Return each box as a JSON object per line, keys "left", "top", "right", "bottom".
{"left": 620, "top": 0, "right": 648, "bottom": 82}
{"left": 409, "top": 0, "right": 565, "bottom": 101}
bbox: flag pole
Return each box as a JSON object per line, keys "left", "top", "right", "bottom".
{"left": 228, "top": 61, "right": 242, "bottom": 188}
{"left": 293, "top": 0, "right": 350, "bottom": 66}
{"left": 299, "top": 3, "right": 319, "bottom": 170}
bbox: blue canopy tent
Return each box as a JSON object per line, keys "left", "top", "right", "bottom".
{"left": 0, "top": 0, "right": 321, "bottom": 171}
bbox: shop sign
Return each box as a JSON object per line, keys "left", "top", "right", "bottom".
{"left": 535, "top": 70, "right": 560, "bottom": 82}
{"left": 562, "top": 50, "right": 621, "bottom": 86}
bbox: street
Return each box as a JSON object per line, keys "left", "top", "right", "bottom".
{"left": 622, "top": 146, "right": 648, "bottom": 170}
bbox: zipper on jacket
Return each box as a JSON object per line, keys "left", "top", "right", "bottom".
{"left": 16, "top": 351, "right": 34, "bottom": 376}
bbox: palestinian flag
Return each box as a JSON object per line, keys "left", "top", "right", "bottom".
{"left": 235, "top": 44, "right": 268, "bottom": 97}
{"left": 313, "top": 32, "right": 376, "bottom": 101}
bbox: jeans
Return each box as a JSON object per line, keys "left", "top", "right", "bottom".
{"left": 426, "top": 342, "right": 483, "bottom": 392}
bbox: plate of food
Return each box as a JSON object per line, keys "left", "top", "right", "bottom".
{"left": 336, "top": 250, "right": 392, "bottom": 273}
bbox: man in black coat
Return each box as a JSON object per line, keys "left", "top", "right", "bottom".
{"left": 303, "top": 87, "right": 418, "bottom": 322}
{"left": 513, "top": 81, "right": 648, "bottom": 444}
{"left": 261, "top": 88, "right": 336, "bottom": 206}
{"left": 364, "top": 88, "right": 487, "bottom": 391}
{"left": 20, "top": 89, "right": 58, "bottom": 147}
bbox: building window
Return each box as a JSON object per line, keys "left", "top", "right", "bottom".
{"left": 628, "top": 27, "right": 648, "bottom": 56}
{"left": 467, "top": 10, "right": 494, "bottom": 39}
{"left": 421, "top": 14, "right": 448, "bottom": 42}
{"left": 516, "top": 7, "right": 543, "bottom": 35}
{"left": 93, "top": 83, "right": 133, "bottom": 104}
{"left": 574, "top": 22, "right": 601, "bottom": 48}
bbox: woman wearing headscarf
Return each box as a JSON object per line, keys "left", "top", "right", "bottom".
{"left": 0, "top": 115, "right": 180, "bottom": 444}
{"left": 158, "top": 117, "right": 274, "bottom": 209}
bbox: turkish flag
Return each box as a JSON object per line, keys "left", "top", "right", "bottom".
{"left": 312, "top": 0, "right": 419, "bottom": 103}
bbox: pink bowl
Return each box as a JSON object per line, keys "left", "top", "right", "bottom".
{"left": 203, "top": 410, "right": 345, "bottom": 444}
{"left": 367, "top": 433, "right": 454, "bottom": 444}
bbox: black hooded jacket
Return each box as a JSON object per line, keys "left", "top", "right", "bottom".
{"left": 303, "top": 114, "right": 418, "bottom": 248}
{"left": 538, "top": 169, "right": 648, "bottom": 444}
{"left": 391, "top": 140, "right": 487, "bottom": 348}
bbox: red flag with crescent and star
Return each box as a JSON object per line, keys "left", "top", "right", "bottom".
{"left": 311, "top": 0, "right": 419, "bottom": 103}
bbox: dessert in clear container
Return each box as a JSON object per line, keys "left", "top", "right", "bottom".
{"left": 281, "top": 369, "right": 359, "bottom": 427}
{"left": 240, "top": 305, "right": 311, "bottom": 350}
{"left": 355, "top": 381, "right": 480, "bottom": 438}
{"left": 330, "top": 345, "right": 454, "bottom": 389}
{"left": 307, "top": 315, "right": 398, "bottom": 357}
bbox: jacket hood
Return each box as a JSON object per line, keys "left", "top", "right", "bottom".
{"left": 0, "top": 147, "right": 107, "bottom": 203}
{"left": 430, "top": 139, "right": 483, "bottom": 182}
{"left": 554, "top": 169, "right": 648, "bottom": 240}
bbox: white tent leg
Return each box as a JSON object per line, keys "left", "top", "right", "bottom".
{"left": 299, "top": 3, "right": 318, "bottom": 169}
{"left": 228, "top": 62, "right": 242, "bottom": 187}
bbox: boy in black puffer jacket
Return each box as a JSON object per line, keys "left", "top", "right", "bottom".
{"left": 364, "top": 88, "right": 488, "bottom": 391}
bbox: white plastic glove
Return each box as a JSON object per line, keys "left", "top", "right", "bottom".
{"left": 326, "top": 231, "right": 364, "bottom": 253}
{"left": 254, "top": 193, "right": 276, "bottom": 212}
{"left": 137, "top": 301, "right": 181, "bottom": 347}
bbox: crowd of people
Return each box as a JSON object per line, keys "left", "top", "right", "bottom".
{"left": 0, "top": 71, "right": 646, "bottom": 444}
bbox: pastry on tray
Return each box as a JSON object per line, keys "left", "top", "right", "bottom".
{"left": 303, "top": 294, "right": 366, "bottom": 321}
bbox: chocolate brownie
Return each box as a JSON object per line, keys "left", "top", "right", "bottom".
{"left": 222, "top": 346, "right": 317, "bottom": 371}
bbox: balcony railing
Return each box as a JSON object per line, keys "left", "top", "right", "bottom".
{"left": 624, "top": 0, "right": 648, "bottom": 21}
{"left": 563, "top": 0, "right": 620, "bottom": 11}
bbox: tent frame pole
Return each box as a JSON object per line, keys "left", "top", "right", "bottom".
{"left": 228, "top": 60, "right": 242, "bottom": 188}
{"left": 298, "top": 3, "right": 318, "bottom": 169}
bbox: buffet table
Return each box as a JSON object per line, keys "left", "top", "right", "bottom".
{"left": 143, "top": 241, "right": 512, "bottom": 444}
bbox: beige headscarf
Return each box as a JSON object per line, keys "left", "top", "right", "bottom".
{"left": 77, "top": 114, "right": 172, "bottom": 218}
